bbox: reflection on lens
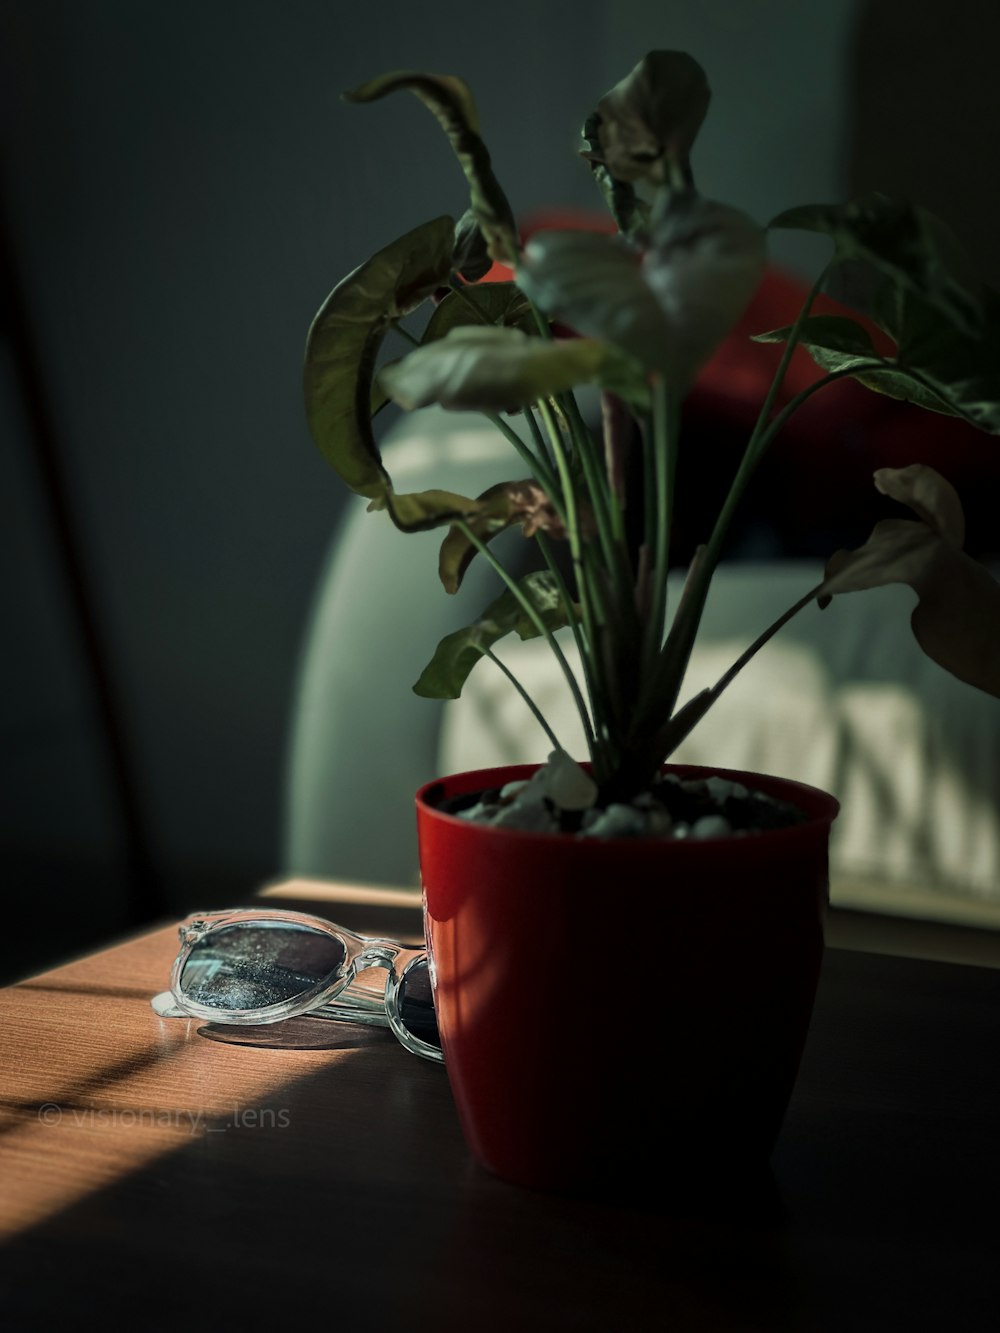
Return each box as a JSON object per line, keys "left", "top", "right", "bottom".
{"left": 398, "top": 960, "right": 440, "bottom": 1047}
{"left": 178, "top": 921, "right": 346, "bottom": 1011}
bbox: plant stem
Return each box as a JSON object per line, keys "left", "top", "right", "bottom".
{"left": 748, "top": 361, "right": 888, "bottom": 464}
{"left": 447, "top": 278, "right": 493, "bottom": 322}
{"left": 536, "top": 529, "right": 595, "bottom": 716}
{"left": 745, "top": 262, "right": 832, "bottom": 451}
{"left": 560, "top": 399, "right": 642, "bottom": 730}
{"left": 598, "top": 391, "right": 629, "bottom": 546}
{"left": 653, "top": 582, "right": 822, "bottom": 758}
{"left": 534, "top": 399, "right": 613, "bottom": 779}
{"left": 560, "top": 391, "right": 618, "bottom": 567}
{"left": 484, "top": 412, "right": 559, "bottom": 500}
{"left": 526, "top": 296, "right": 552, "bottom": 342}
{"left": 455, "top": 518, "right": 596, "bottom": 760}
{"left": 523, "top": 293, "right": 622, "bottom": 569}
{"left": 644, "top": 281, "right": 861, "bottom": 731}
{"left": 522, "top": 289, "right": 638, "bottom": 640}
{"left": 643, "top": 375, "right": 677, "bottom": 674}
{"left": 537, "top": 399, "right": 586, "bottom": 587}
{"left": 707, "top": 584, "right": 820, "bottom": 700}
{"left": 524, "top": 404, "right": 556, "bottom": 476}
{"left": 482, "top": 648, "right": 563, "bottom": 752}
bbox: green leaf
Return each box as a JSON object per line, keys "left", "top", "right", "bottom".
{"left": 378, "top": 326, "right": 619, "bottom": 411}
{"left": 452, "top": 209, "right": 493, "bottom": 282}
{"left": 642, "top": 191, "right": 766, "bottom": 382}
{"left": 756, "top": 300, "right": 1000, "bottom": 429}
{"left": 580, "top": 114, "right": 648, "bottom": 239}
{"left": 754, "top": 314, "right": 961, "bottom": 415}
{"left": 753, "top": 313, "right": 878, "bottom": 358}
{"left": 844, "top": 364, "right": 962, "bottom": 417}
{"left": 818, "top": 466, "right": 1000, "bottom": 698}
{"left": 421, "top": 282, "right": 534, "bottom": 345}
{"left": 344, "top": 71, "right": 518, "bottom": 264}
{"left": 518, "top": 231, "right": 668, "bottom": 370}
{"left": 890, "top": 287, "right": 1000, "bottom": 433}
{"left": 584, "top": 51, "right": 710, "bottom": 186}
{"left": 413, "top": 571, "right": 570, "bottom": 698}
{"left": 438, "top": 480, "right": 564, "bottom": 594}
{"left": 518, "top": 193, "right": 764, "bottom": 388}
{"left": 769, "top": 195, "right": 985, "bottom": 338}
{"left": 381, "top": 489, "right": 486, "bottom": 534}
{"left": 304, "top": 216, "right": 455, "bottom": 502}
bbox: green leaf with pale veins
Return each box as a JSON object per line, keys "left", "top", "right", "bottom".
{"left": 755, "top": 308, "right": 1000, "bottom": 426}
{"left": 304, "top": 215, "right": 455, "bottom": 504}
{"left": 421, "top": 282, "right": 534, "bottom": 346}
{"left": 889, "top": 287, "right": 1000, "bottom": 434}
{"left": 343, "top": 71, "right": 518, "bottom": 264}
{"left": 753, "top": 314, "right": 962, "bottom": 416}
{"left": 753, "top": 313, "right": 878, "bottom": 359}
{"left": 413, "top": 571, "right": 571, "bottom": 698}
{"left": 805, "top": 268, "right": 1000, "bottom": 432}
{"left": 769, "top": 195, "right": 985, "bottom": 337}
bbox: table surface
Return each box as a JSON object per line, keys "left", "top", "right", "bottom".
{"left": 2, "top": 881, "right": 1000, "bottom": 1332}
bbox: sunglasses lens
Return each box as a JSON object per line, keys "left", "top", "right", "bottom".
{"left": 178, "top": 921, "right": 346, "bottom": 1011}
{"left": 397, "top": 959, "right": 440, "bottom": 1048}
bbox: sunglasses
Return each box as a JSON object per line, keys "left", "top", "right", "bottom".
{"left": 150, "top": 908, "right": 442, "bottom": 1063}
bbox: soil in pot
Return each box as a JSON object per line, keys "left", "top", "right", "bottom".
{"left": 433, "top": 750, "right": 807, "bottom": 841}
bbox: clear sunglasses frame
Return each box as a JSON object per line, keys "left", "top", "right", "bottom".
{"left": 150, "top": 907, "right": 442, "bottom": 1063}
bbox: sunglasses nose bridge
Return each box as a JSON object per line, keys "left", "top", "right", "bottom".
{"left": 355, "top": 944, "right": 399, "bottom": 974}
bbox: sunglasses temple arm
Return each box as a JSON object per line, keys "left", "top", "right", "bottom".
{"left": 309, "top": 995, "right": 391, "bottom": 1028}
{"left": 151, "top": 992, "right": 393, "bottom": 1028}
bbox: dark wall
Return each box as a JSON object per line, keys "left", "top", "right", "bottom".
{"left": 0, "top": 0, "right": 609, "bottom": 977}
{"left": 849, "top": 0, "right": 1000, "bottom": 289}
{"left": 1, "top": 0, "right": 865, "bottom": 978}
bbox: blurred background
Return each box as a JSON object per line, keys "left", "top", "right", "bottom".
{"left": 2, "top": 0, "right": 997, "bottom": 980}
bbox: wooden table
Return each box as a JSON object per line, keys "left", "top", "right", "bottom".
{"left": 2, "top": 882, "right": 999, "bottom": 1332}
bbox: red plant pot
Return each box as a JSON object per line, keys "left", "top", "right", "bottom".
{"left": 416, "top": 763, "right": 839, "bottom": 1194}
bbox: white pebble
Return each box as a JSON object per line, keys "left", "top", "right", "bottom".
{"left": 643, "top": 807, "right": 674, "bottom": 836}
{"left": 458, "top": 802, "right": 494, "bottom": 821}
{"left": 692, "top": 815, "right": 731, "bottom": 839}
{"left": 492, "top": 800, "right": 558, "bottom": 833}
{"left": 581, "top": 803, "right": 644, "bottom": 839}
{"left": 542, "top": 749, "right": 598, "bottom": 811}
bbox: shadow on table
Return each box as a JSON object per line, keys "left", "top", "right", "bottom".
{"left": 0, "top": 1047, "right": 811, "bottom": 1332}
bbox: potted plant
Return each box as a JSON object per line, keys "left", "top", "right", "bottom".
{"left": 302, "top": 52, "right": 1000, "bottom": 1192}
